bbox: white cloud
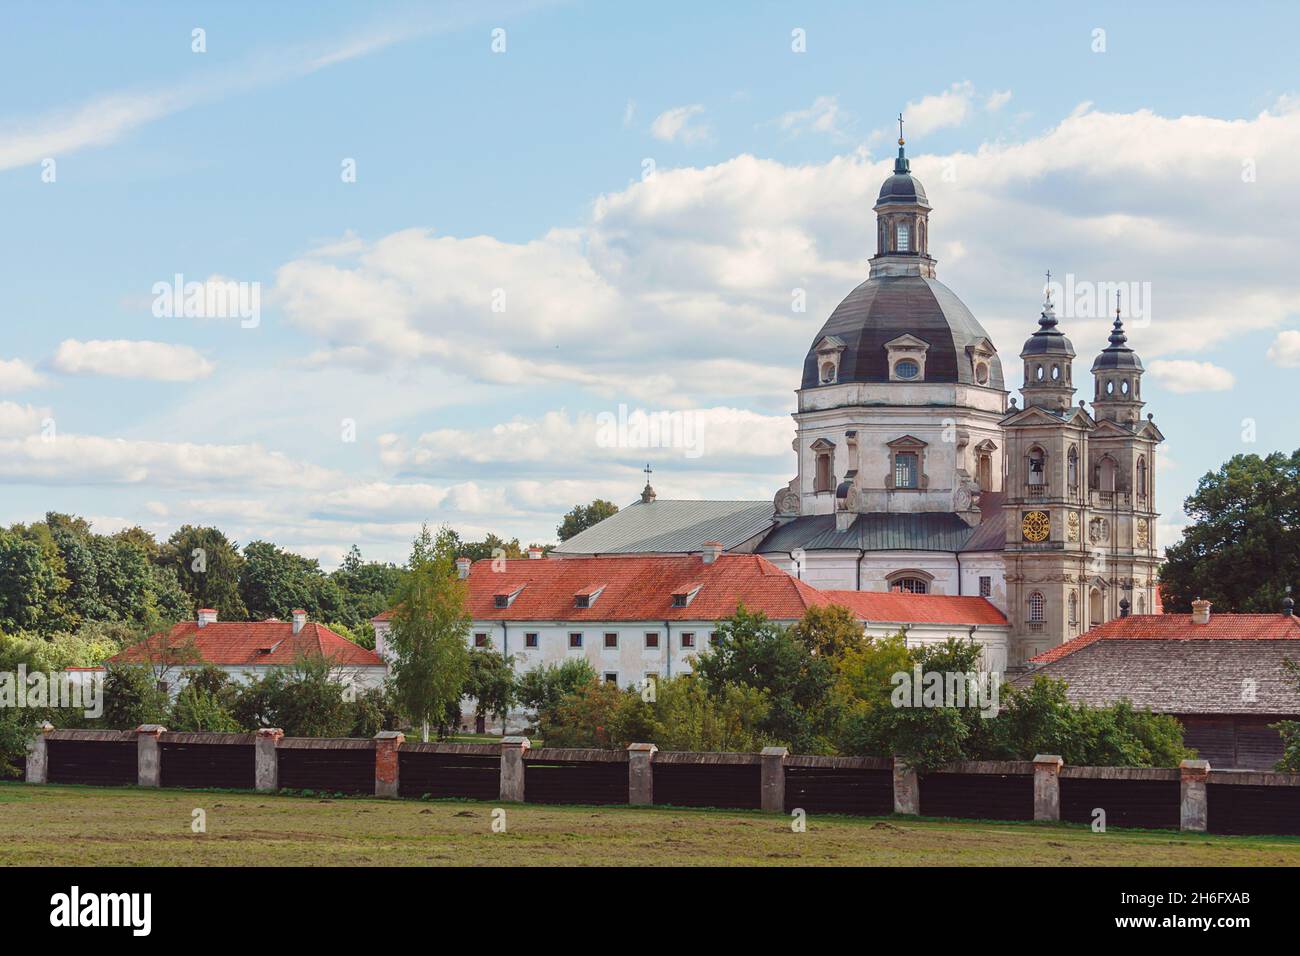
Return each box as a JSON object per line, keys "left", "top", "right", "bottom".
{"left": 51, "top": 339, "right": 215, "bottom": 381}
{"left": 623, "top": 99, "right": 636, "bottom": 128}
{"left": 0, "top": 358, "right": 46, "bottom": 392}
{"left": 1266, "top": 329, "right": 1300, "bottom": 367}
{"left": 1146, "top": 359, "right": 1235, "bottom": 393}
{"left": 985, "top": 90, "right": 1013, "bottom": 112}
{"left": 0, "top": 401, "right": 50, "bottom": 438}
{"left": 651, "top": 104, "right": 709, "bottom": 143}
{"left": 903, "top": 81, "right": 976, "bottom": 136}
{"left": 776, "top": 96, "right": 851, "bottom": 138}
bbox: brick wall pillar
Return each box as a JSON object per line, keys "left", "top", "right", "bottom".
{"left": 374, "top": 731, "right": 405, "bottom": 798}
{"left": 893, "top": 757, "right": 919, "bottom": 815}
{"left": 500, "top": 736, "right": 530, "bottom": 802}
{"left": 25, "top": 721, "right": 54, "bottom": 784}
{"left": 255, "top": 728, "right": 283, "bottom": 792}
{"left": 1032, "top": 754, "right": 1064, "bottom": 821}
{"left": 627, "top": 743, "right": 656, "bottom": 805}
{"left": 135, "top": 724, "right": 166, "bottom": 787}
{"left": 760, "top": 747, "right": 788, "bottom": 812}
{"left": 1180, "top": 759, "right": 1211, "bottom": 832}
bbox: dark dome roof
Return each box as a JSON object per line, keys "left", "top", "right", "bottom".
{"left": 877, "top": 171, "right": 929, "bottom": 207}
{"left": 1020, "top": 302, "right": 1075, "bottom": 357}
{"left": 802, "top": 275, "right": 1005, "bottom": 389}
{"left": 1092, "top": 315, "right": 1144, "bottom": 372}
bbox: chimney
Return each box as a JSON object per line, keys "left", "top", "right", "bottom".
{"left": 455, "top": 557, "right": 472, "bottom": 579}
{"left": 291, "top": 609, "right": 307, "bottom": 635}
{"left": 1191, "top": 597, "right": 1211, "bottom": 625}
{"left": 701, "top": 541, "right": 722, "bottom": 565}
{"left": 197, "top": 608, "right": 218, "bottom": 628}
{"left": 527, "top": 547, "right": 544, "bottom": 560}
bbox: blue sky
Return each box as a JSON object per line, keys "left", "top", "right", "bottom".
{"left": 2, "top": 0, "right": 1298, "bottom": 566}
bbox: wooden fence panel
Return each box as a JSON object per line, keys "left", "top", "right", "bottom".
{"left": 1060, "top": 777, "right": 1180, "bottom": 830}
{"left": 653, "top": 762, "right": 761, "bottom": 810}
{"left": 784, "top": 766, "right": 893, "bottom": 816}
{"left": 398, "top": 751, "right": 499, "bottom": 800}
{"left": 46, "top": 739, "right": 137, "bottom": 786}
{"left": 159, "top": 742, "right": 256, "bottom": 790}
{"left": 920, "top": 771, "right": 1034, "bottom": 820}
{"left": 1208, "top": 783, "right": 1300, "bottom": 835}
{"left": 524, "top": 758, "right": 628, "bottom": 806}
{"left": 277, "top": 742, "right": 374, "bottom": 794}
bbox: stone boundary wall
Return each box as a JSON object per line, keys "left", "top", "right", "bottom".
{"left": 19, "top": 724, "right": 1300, "bottom": 835}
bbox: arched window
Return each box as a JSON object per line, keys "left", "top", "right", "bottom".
{"left": 896, "top": 221, "right": 910, "bottom": 252}
{"left": 1136, "top": 456, "right": 1148, "bottom": 499}
{"left": 1027, "top": 446, "right": 1046, "bottom": 489}
{"left": 1089, "top": 588, "right": 1103, "bottom": 626}
{"left": 892, "top": 577, "right": 928, "bottom": 594}
{"left": 1137, "top": 594, "right": 1146, "bottom": 615}
{"left": 1067, "top": 445, "right": 1079, "bottom": 491}
{"left": 1068, "top": 591, "right": 1078, "bottom": 626}
{"left": 1028, "top": 591, "right": 1045, "bottom": 630}
{"left": 814, "top": 451, "right": 833, "bottom": 493}
{"left": 1097, "top": 455, "right": 1117, "bottom": 493}
{"left": 894, "top": 359, "right": 919, "bottom": 380}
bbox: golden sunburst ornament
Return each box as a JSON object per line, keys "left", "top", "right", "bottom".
{"left": 1022, "top": 511, "right": 1050, "bottom": 543}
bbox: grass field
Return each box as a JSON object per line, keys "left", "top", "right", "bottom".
{"left": 3, "top": 782, "right": 1299, "bottom": 866}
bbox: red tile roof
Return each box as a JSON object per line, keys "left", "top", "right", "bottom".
{"left": 822, "top": 590, "right": 1007, "bottom": 626}
{"left": 373, "top": 555, "right": 1008, "bottom": 627}
{"left": 1030, "top": 613, "right": 1300, "bottom": 665}
{"left": 112, "top": 620, "right": 384, "bottom": 668}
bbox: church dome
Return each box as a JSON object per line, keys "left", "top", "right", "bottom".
{"left": 800, "top": 275, "right": 1005, "bottom": 389}
{"left": 876, "top": 170, "right": 929, "bottom": 207}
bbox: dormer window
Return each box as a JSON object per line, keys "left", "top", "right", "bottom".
{"left": 884, "top": 334, "right": 929, "bottom": 383}
{"left": 820, "top": 362, "right": 836, "bottom": 384}
{"left": 813, "top": 335, "right": 845, "bottom": 386}
{"left": 574, "top": 584, "right": 605, "bottom": 609}
{"left": 671, "top": 584, "right": 701, "bottom": 608}
{"left": 493, "top": 584, "right": 525, "bottom": 609}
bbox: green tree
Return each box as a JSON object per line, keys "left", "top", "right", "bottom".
{"left": 0, "top": 528, "right": 66, "bottom": 634}
{"left": 170, "top": 666, "right": 241, "bottom": 733}
{"left": 388, "top": 534, "right": 471, "bottom": 741}
{"left": 99, "top": 663, "right": 169, "bottom": 730}
{"left": 1160, "top": 450, "right": 1300, "bottom": 612}
{"left": 516, "top": 658, "right": 600, "bottom": 726}
{"left": 330, "top": 545, "right": 404, "bottom": 630}
{"left": 230, "top": 655, "right": 354, "bottom": 738}
{"left": 239, "top": 540, "right": 343, "bottom": 621}
{"left": 789, "top": 603, "right": 864, "bottom": 660}
{"left": 463, "top": 648, "right": 516, "bottom": 729}
{"left": 556, "top": 499, "right": 619, "bottom": 542}
{"left": 694, "top": 605, "right": 838, "bottom": 753}
{"left": 163, "top": 526, "right": 247, "bottom": 620}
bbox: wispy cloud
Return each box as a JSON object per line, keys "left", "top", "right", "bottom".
{"left": 651, "top": 104, "right": 710, "bottom": 144}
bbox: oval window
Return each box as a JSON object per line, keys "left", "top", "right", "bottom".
{"left": 1121, "top": 380, "right": 1130, "bottom": 396}
{"left": 895, "top": 360, "right": 919, "bottom": 380}
{"left": 975, "top": 362, "right": 989, "bottom": 385}
{"left": 1035, "top": 364, "right": 1044, "bottom": 381}
{"left": 1051, "top": 365, "right": 1060, "bottom": 381}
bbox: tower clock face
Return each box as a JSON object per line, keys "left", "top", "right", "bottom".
{"left": 1021, "top": 511, "right": 1050, "bottom": 543}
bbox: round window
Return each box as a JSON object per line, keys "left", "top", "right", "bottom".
{"left": 895, "top": 360, "right": 919, "bottom": 380}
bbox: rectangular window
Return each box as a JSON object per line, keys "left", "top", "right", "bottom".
{"left": 604, "top": 632, "right": 618, "bottom": 649}
{"left": 568, "top": 632, "right": 583, "bottom": 648}
{"left": 574, "top": 595, "right": 590, "bottom": 609}
{"left": 493, "top": 595, "right": 509, "bottom": 608}
{"left": 681, "top": 632, "right": 695, "bottom": 649}
{"left": 644, "top": 632, "right": 659, "bottom": 649}
{"left": 474, "top": 633, "right": 488, "bottom": 648}
{"left": 709, "top": 632, "right": 720, "bottom": 646}
{"left": 525, "top": 632, "right": 539, "bottom": 648}
{"left": 894, "top": 452, "right": 918, "bottom": 489}
{"left": 979, "top": 576, "right": 991, "bottom": 598}
{"left": 604, "top": 672, "right": 619, "bottom": 684}
{"left": 672, "top": 594, "right": 688, "bottom": 608}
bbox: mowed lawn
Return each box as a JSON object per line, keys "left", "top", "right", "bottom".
{"left": 3, "top": 782, "right": 1299, "bottom": 866}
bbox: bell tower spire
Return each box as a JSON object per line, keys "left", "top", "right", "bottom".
{"left": 871, "top": 114, "right": 934, "bottom": 278}
{"left": 1091, "top": 294, "right": 1145, "bottom": 424}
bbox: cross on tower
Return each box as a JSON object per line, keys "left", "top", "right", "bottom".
{"left": 1044, "top": 269, "right": 1053, "bottom": 304}
{"left": 643, "top": 463, "right": 653, "bottom": 482}
{"left": 897, "top": 112, "right": 905, "bottom": 144}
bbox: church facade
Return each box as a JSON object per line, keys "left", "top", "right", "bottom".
{"left": 757, "top": 132, "right": 1163, "bottom": 664}
{"left": 556, "top": 130, "right": 1164, "bottom": 667}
